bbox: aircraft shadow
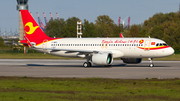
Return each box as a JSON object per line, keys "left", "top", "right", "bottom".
{"left": 26, "top": 64, "right": 83, "bottom": 67}
{"left": 26, "top": 63, "right": 170, "bottom": 68}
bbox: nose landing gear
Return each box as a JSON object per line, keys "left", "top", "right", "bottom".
{"left": 148, "top": 58, "right": 154, "bottom": 67}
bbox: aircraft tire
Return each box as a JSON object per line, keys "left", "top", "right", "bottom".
{"left": 149, "top": 64, "right": 154, "bottom": 68}
{"left": 83, "top": 62, "right": 91, "bottom": 68}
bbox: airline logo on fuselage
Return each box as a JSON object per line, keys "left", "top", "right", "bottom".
{"left": 139, "top": 39, "right": 144, "bottom": 44}
{"left": 24, "top": 22, "right": 39, "bottom": 35}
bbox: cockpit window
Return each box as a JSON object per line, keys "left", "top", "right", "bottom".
{"left": 163, "top": 43, "right": 168, "bottom": 46}
{"left": 156, "top": 43, "right": 168, "bottom": 46}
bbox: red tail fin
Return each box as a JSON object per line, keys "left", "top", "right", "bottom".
{"left": 20, "top": 10, "right": 51, "bottom": 45}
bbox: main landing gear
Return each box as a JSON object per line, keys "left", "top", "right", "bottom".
{"left": 148, "top": 58, "right": 154, "bottom": 68}
{"left": 83, "top": 57, "right": 92, "bottom": 68}
{"left": 83, "top": 62, "right": 92, "bottom": 68}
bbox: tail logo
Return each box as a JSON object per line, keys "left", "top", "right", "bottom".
{"left": 25, "top": 22, "right": 39, "bottom": 35}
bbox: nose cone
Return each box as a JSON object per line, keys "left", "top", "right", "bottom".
{"left": 167, "top": 47, "right": 174, "bottom": 56}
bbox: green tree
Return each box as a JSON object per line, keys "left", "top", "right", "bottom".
{"left": 149, "top": 25, "right": 163, "bottom": 39}
{"left": 112, "top": 25, "right": 123, "bottom": 37}
{"left": 0, "top": 37, "right": 5, "bottom": 47}
{"left": 45, "top": 19, "right": 63, "bottom": 37}
{"left": 60, "top": 17, "right": 80, "bottom": 37}
{"left": 126, "top": 24, "right": 139, "bottom": 37}
{"left": 95, "top": 15, "right": 115, "bottom": 37}
{"left": 82, "top": 19, "right": 96, "bottom": 37}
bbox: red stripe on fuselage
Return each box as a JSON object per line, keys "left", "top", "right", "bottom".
{"left": 137, "top": 46, "right": 170, "bottom": 50}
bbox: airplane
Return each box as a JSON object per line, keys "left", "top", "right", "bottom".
{"left": 19, "top": 10, "right": 174, "bottom": 68}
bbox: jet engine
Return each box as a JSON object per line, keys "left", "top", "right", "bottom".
{"left": 121, "top": 58, "right": 142, "bottom": 64}
{"left": 92, "top": 53, "right": 113, "bottom": 66}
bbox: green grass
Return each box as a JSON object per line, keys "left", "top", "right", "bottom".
{"left": 0, "top": 77, "right": 180, "bottom": 101}
{"left": 0, "top": 53, "right": 180, "bottom": 61}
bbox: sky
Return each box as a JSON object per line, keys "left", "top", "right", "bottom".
{"left": 0, "top": 0, "right": 179, "bottom": 34}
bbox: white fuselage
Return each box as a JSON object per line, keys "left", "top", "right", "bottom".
{"left": 34, "top": 38, "right": 174, "bottom": 59}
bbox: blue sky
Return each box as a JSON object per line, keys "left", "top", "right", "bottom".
{"left": 0, "top": 0, "right": 179, "bottom": 33}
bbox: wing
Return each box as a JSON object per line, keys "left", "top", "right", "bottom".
{"left": 42, "top": 48, "right": 98, "bottom": 54}
{"left": 41, "top": 48, "right": 124, "bottom": 58}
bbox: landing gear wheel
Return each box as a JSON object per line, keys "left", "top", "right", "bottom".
{"left": 88, "top": 62, "right": 92, "bottom": 67}
{"left": 83, "top": 62, "right": 91, "bottom": 68}
{"left": 148, "top": 58, "right": 154, "bottom": 68}
{"left": 149, "top": 63, "right": 154, "bottom": 68}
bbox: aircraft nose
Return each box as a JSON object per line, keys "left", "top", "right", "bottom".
{"left": 167, "top": 47, "right": 174, "bottom": 56}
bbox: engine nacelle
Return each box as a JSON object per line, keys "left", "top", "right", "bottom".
{"left": 121, "top": 58, "right": 142, "bottom": 64}
{"left": 92, "top": 53, "right": 113, "bottom": 65}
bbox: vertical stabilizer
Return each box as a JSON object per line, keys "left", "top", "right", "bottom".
{"left": 20, "top": 10, "right": 51, "bottom": 45}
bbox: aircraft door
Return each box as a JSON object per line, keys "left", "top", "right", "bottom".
{"left": 144, "top": 40, "right": 151, "bottom": 51}
{"left": 42, "top": 39, "right": 48, "bottom": 49}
